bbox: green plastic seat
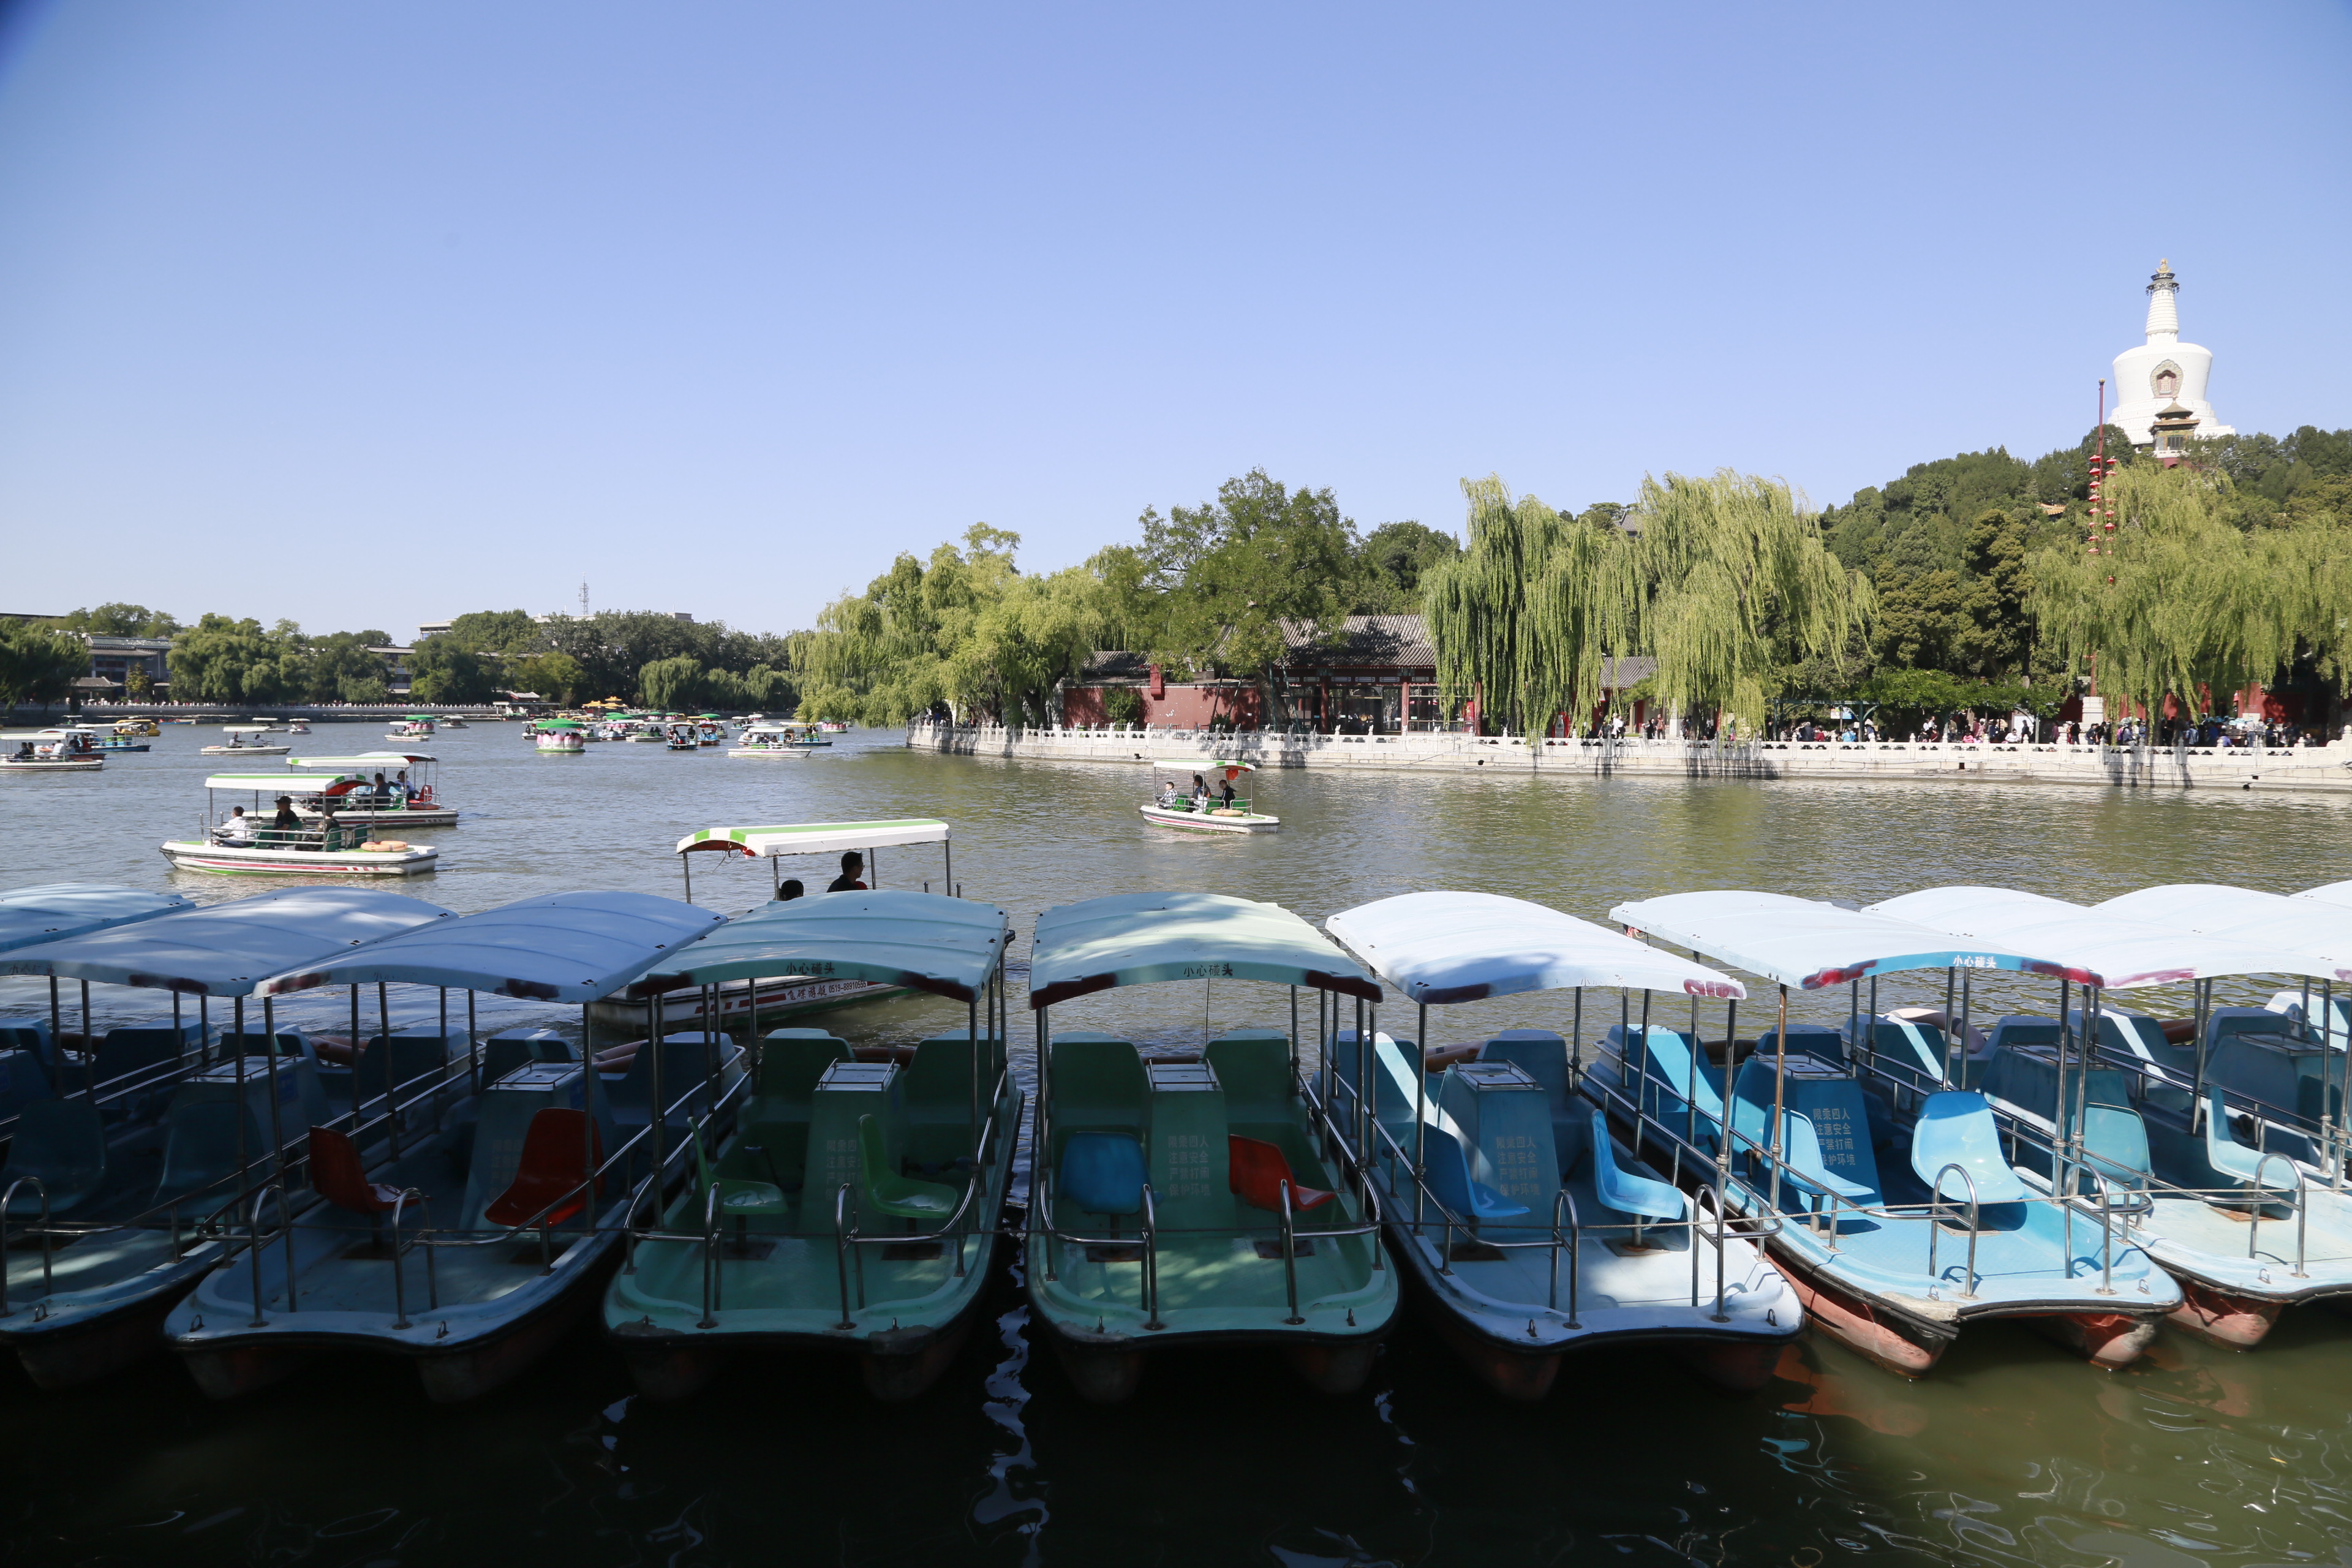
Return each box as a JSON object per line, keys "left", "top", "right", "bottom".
{"left": 692, "top": 1120, "right": 787, "bottom": 1229}
{"left": 758, "top": 1031, "right": 851, "bottom": 1098}
{"left": 857, "top": 1114, "right": 959, "bottom": 1221}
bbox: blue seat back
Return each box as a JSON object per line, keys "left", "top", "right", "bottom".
{"left": 1910, "top": 1091, "right": 2032, "bottom": 1204}
{"left": 1728, "top": 1057, "right": 1776, "bottom": 1161}
{"left": 153, "top": 1099, "right": 265, "bottom": 1212}
{"left": 1863, "top": 1019, "right": 1948, "bottom": 1084}
{"left": 0, "top": 1049, "right": 52, "bottom": 1121}
{"left": 1588, "top": 1110, "right": 1687, "bottom": 1221}
{"left": 1781, "top": 1077, "right": 1883, "bottom": 1204}
{"left": 605, "top": 1033, "right": 723, "bottom": 1122}
{"left": 2075, "top": 1103, "right": 2152, "bottom": 1186}
{"left": 1482, "top": 1030, "right": 1571, "bottom": 1117}
{"left": 1760, "top": 1022, "right": 1847, "bottom": 1069}
{"left": 1778, "top": 1110, "right": 1873, "bottom": 1201}
{"left": 482, "top": 1028, "right": 573, "bottom": 1085}
{"left": 358, "top": 1030, "right": 459, "bottom": 1110}
{"left": 758, "top": 1031, "right": 853, "bottom": 1099}
{"left": 91, "top": 1022, "right": 199, "bottom": 1096}
{"left": 1420, "top": 1123, "right": 1527, "bottom": 1222}
{"left": 1058, "top": 1131, "right": 1144, "bottom": 1216}
{"left": 1, "top": 1098, "right": 106, "bottom": 1212}
{"left": 2203, "top": 1087, "right": 2267, "bottom": 1183}
{"left": 0, "top": 1018, "right": 55, "bottom": 1068}
{"left": 1626, "top": 1027, "right": 1722, "bottom": 1131}
{"left": 1205, "top": 1034, "right": 1294, "bottom": 1131}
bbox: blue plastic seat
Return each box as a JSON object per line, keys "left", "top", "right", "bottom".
{"left": 2203, "top": 1087, "right": 2280, "bottom": 1186}
{"left": 1629, "top": 1027, "right": 1724, "bottom": 1138}
{"left": 1, "top": 1098, "right": 107, "bottom": 1215}
{"left": 1909, "top": 1091, "right": 2032, "bottom": 1204}
{"left": 151, "top": 1099, "right": 264, "bottom": 1215}
{"left": 0, "top": 1049, "right": 52, "bottom": 1121}
{"left": 1058, "top": 1131, "right": 1144, "bottom": 1217}
{"left": 481, "top": 1028, "right": 573, "bottom": 1085}
{"left": 1422, "top": 1123, "right": 1528, "bottom": 1223}
{"left": 1588, "top": 1111, "right": 1687, "bottom": 1221}
{"left": 2071, "top": 1102, "right": 2152, "bottom": 1189}
{"left": 1777, "top": 1110, "right": 1872, "bottom": 1202}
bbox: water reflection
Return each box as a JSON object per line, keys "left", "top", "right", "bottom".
{"left": 8, "top": 728, "right": 2352, "bottom": 1564}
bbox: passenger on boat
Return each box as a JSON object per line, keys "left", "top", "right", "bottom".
{"left": 1218, "top": 777, "right": 1236, "bottom": 809}
{"left": 312, "top": 803, "right": 345, "bottom": 852}
{"left": 270, "top": 795, "right": 301, "bottom": 842}
{"left": 214, "top": 807, "right": 254, "bottom": 845}
{"left": 826, "top": 851, "right": 867, "bottom": 892}
{"left": 1156, "top": 780, "right": 1180, "bottom": 807}
{"left": 370, "top": 771, "right": 391, "bottom": 802}
{"left": 1191, "top": 774, "right": 1208, "bottom": 805}
{"left": 391, "top": 769, "right": 412, "bottom": 804}
{"left": 775, "top": 878, "right": 804, "bottom": 902}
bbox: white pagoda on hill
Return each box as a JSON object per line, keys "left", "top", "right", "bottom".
{"left": 2110, "top": 258, "right": 2233, "bottom": 455}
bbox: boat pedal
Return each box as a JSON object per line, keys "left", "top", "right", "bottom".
{"left": 1605, "top": 1238, "right": 1672, "bottom": 1257}
{"left": 1084, "top": 1243, "right": 1145, "bottom": 1264}
{"left": 1254, "top": 1238, "right": 1316, "bottom": 1260}
{"left": 1446, "top": 1240, "right": 1504, "bottom": 1262}
{"left": 881, "top": 1241, "right": 943, "bottom": 1261}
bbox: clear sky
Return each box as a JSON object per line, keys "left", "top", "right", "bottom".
{"left": 2, "top": 2, "right": 2348, "bottom": 641}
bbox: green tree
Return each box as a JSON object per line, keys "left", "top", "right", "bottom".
{"left": 442, "top": 609, "right": 543, "bottom": 657}
{"left": 1351, "top": 521, "right": 1462, "bottom": 613}
{"left": 639, "top": 655, "right": 705, "bottom": 711}
{"left": 409, "top": 639, "right": 496, "bottom": 704}
{"left": 59, "top": 603, "right": 182, "bottom": 638}
{"left": 1956, "top": 508, "right": 2035, "bottom": 677}
{"left": 167, "top": 615, "right": 295, "bottom": 703}
{"left": 1140, "top": 470, "right": 1356, "bottom": 674}
{"left": 0, "top": 622, "right": 88, "bottom": 712}
{"left": 508, "top": 650, "right": 587, "bottom": 704}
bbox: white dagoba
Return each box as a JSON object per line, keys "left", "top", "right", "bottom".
{"left": 2109, "top": 259, "right": 2233, "bottom": 451}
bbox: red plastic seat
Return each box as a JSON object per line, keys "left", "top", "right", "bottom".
{"left": 1228, "top": 1134, "right": 1336, "bottom": 1213}
{"left": 309, "top": 1125, "right": 404, "bottom": 1215}
{"left": 484, "top": 1109, "right": 601, "bottom": 1228}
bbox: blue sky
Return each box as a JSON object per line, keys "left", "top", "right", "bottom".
{"left": 2, "top": 2, "right": 2347, "bottom": 641}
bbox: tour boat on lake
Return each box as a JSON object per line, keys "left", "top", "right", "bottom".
{"left": 162, "top": 774, "right": 439, "bottom": 876}
{"left": 729, "top": 723, "right": 829, "bottom": 757}
{"left": 1139, "top": 756, "right": 1279, "bottom": 833}
{"left": 385, "top": 716, "right": 437, "bottom": 741}
{"left": 1, "top": 730, "right": 104, "bottom": 772}
{"left": 200, "top": 726, "right": 290, "bottom": 757}
{"left": 279, "top": 753, "right": 456, "bottom": 827}
{"left": 534, "top": 721, "right": 587, "bottom": 754}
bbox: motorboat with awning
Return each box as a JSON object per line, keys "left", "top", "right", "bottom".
{"left": 200, "top": 726, "right": 289, "bottom": 756}
{"left": 534, "top": 720, "right": 587, "bottom": 753}
{"left": 165, "top": 890, "right": 728, "bottom": 1401}
{"left": 1024, "top": 892, "right": 1396, "bottom": 1402}
{"left": 246, "top": 755, "right": 456, "bottom": 829}
{"left": 1323, "top": 892, "right": 1799, "bottom": 1396}
{"left": 614, "top": 821, "right": 962, "bottom": 1030}
{"left": 1, "top": 731, "right": 104, "bottom": 772}
{"left": 1871, "top": 885, "right": 2352, "bottom": 1350}
{"left": 604, "top": 891, "right": 1017, "bottom": 1400}
{"left": 0, "top": 888, "right": 453, "bottom": 1386}
{"left": 1140, "top": 757, "right": 1279, "bottom": 833}
{"left": 163, "top": 775, "right": 439, "bottom": 877}
{"left": 385, "top": 717, "right": 436, "bottom": 741}
{"left": 729, "top": 723, "right": 829, "bottom": 756}
{"left": 1602, "top": 890, "right": 2182, "bottom": 1376}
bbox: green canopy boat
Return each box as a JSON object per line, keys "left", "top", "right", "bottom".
{"left": 603, "top": 890, "right": 1018, "bottom": 1400}
{"left": 1024, "top": 891, "right": 1398, "bottom": 1402}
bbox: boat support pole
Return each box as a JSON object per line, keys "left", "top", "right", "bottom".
{"left": 1414, "top": 1000, "right": 1428, "bottom": 1233}
{"left": 467, "top": 992, "right": 478, "bottom": 1096}
{"left": 650, "top": 990, "right": 666, "bottom": 1183}
{"left": 379, "top": 982, "right": 398, "bottom": 1159}
{"left": 80, "top": 982, "right": 92, "bottom": 1098}
{"left": 262, "top": 993, "right": 296, "bottom": 1311}
{"left": 1943, "top": 968, "right": 1958, "bottom": 1087}
{"left": 1768, "top": 986, "right": 1788, "bottom": 1220}
{"left": 1571, "top": 988, "right": 1582, "bottom": 1085}
{"left": 1958, "top": 971, "right": 1972, "bottom": 1100}
{"left": 2192, "top": 979, "right": 2211, "bottom": 1134}
{"left": 681, "top": 853, "right": 692, "bottom": 905}
{"left": 233, "top": 998, "right": 249, "bottom": 1195}
{"left": 1287, "top": 987, "right": 1298, "bottom": 1085}
{"left": 968, "top": 990, "right": 982, "bottom": 1157}
{"left": 349, "top": 986, "right": 361, "bottom": 1131}
{"left": 47, "top": 976, "right": 60, "bottom": 1093}
{"left": 199, "top": 994, "right": 209, "bottom": 1066}
{"left": 1035, "top": 1000, "right": 1051, "bottom": 1280}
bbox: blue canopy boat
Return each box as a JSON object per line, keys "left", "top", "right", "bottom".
{"left": 1599, "top": 891, "right": 2182, "bottom": 1376}
{"left": 0, "top": 887, "right": 453, "bottom": 1387}
{"left": 163, "top": 891, "right": 727, "bottom": 1402}
{"left": 605, "top": 889, "right": 1018, "bottom": 1401}
{"left": 1865, "top": 884, "right": 2352, "bottom": 1352}
{"left": 1024, "top": 892, "right": 1398, "bottom": 1403}
{"left": 1324, "top": 892, "right": 1801, "bottom": 1397}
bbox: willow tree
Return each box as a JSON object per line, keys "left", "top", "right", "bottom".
{"left": 2028, "top": 463, "right": 2303, "bottom": 726}
{"left": 1426, "top": 470, "right": 1867, "bottom": 739}
{"left": 1626, "top": 470, "right": 1874, "bottom": 734}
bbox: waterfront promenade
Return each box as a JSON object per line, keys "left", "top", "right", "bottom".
{"left": 908, "top": 717, "right": 2352, "bottom": 792}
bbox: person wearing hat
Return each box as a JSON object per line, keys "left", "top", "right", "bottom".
{"left": 269, "top": 794, "right": 301, "bottom": 846}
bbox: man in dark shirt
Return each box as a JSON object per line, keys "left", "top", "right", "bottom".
{"left": 826, "top": 851, "right": 866, "bottom": 892}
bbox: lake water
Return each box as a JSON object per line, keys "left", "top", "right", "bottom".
{"left": 7, "top": 722, "right": 2352, "bottom": 1567}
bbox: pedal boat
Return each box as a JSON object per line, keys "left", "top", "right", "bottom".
{"left": 728, "top": 722, "right": 830, "bottom": 756}
{"left": 603, "top": 890, "right": 1019, "bottom": 1400}
{"left": 1602, "top": 891, "right": 2183, "bottom": 1377}
{"left": 0, "top": 888, "right": 450, "bottom": 1387}
{"left": 162, "top": 891, "right": 727, "bottom": 1401}
{"left": 1024, "top": 892, "right": 1396, "bottom": 1402}
{"left": 200, "top": 726, "right": 290, "bottom": 756}
{"left": 1139, "top": 756, "right": 1278, "bottom": 833}
{"left": 671, "top": 817, "right": 957, "bottom": 905}
{"left": 1866, "top": 883, "right": 2352, "bottom": 1352}
{"left": 0, "top": 730, "right": 104, "bottom": 771}
{"left": 280, "top": 753, "right": 458, "bottom": 827}
{"left": 1324, "top": 892, "right": 1800, "bottom": 1398}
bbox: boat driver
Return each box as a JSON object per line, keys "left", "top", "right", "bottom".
{"left": 826, "top": 851, "right": 867, "bottom": 892}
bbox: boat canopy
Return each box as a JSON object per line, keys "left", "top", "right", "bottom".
{"left": 288, "top": 753, "right": 434, "bottom": 769}
{"left": 1867, "top": 886, "right": 2323, "bottom": 989}
{"left": 1029, "top": 891, "right": 1379, "bottom": 1009}
{"left": 206, "top": 772, "right": 355, "bottom": 790}
{"left": 2097, "top": 884, "right": 2352, "bottom": 984}
{"left": 1607, "top": 891, "right": 2059, "bottom": 991}
{"left": 257, "top": 890, "right": 722, "bottom": 1001}
{"left": 1149, "top": 756, "right": 1255, "bottom": 772}
{"left": 1328, "top": 892, "right": 1744, "bottom": 1005}
{"left": 633, "top": 889, "right": 1009, "bottom": 1001}
{"left": 2300, "top": 881, "right": 2352, "bottom": 911}
{"left": 0, "top": 888, "right": 453, "bottom": 997}
{"left": 676, "top": 818, "right": 949, "bottom": 858}
{"left": 0, "top": 884, "right": 195, "bottom": 956}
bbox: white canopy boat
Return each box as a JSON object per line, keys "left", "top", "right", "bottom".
{"left": 200, "top": 726, "right": 290, "bottom": 757}
{"left": 1, "top": 730, "right": 104, "bottom": 772}
{"left": 165, "top": 891, "right": 729, "bottom": 1402}
{"left": 729, "top": 723, "right": 829, "bottom": 757}
{"left": 1139, "top": 756, "right": 1278, "bottom": 833}
{"left": 609, "top": 819, "right": 964, "bottom": 1030}
{"left": 0, "top": 887, "right": 454, "bottom": 1386}
{"left": 248, "top": 755, "right": 458, "bottom": 829}
{"left": 1324, "top": 891, "right": 1800, "bottom": 1394}
{"left": 164, "top": 775, "right": 440, "bottom": 876}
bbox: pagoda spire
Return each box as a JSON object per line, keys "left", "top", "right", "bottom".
{"left": 2143, "top": 258, "right": 2179, "bottom": 342}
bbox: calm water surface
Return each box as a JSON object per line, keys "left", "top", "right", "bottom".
{"left": 7, "top": 724, "right": 2352, "bottom": 1567}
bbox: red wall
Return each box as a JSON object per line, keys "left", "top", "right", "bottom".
{"left": 1063, "top": 684, "right": 1261, "bottom": 728}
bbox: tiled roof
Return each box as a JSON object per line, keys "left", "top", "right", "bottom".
{"left": 1277, "top": 614, "right": 1438, "bottom": 668}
